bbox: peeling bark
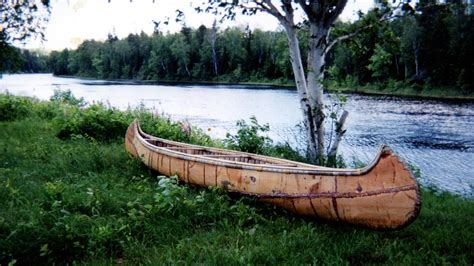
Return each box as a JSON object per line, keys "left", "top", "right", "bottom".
{"left": 328, "top": 110, "right": 349, "bottom": 159}
{"left": 307, "top": 24, "right": 329, "bottom": 159}
{"left": 282, "top": 22, "right": 318, "bottom": 161}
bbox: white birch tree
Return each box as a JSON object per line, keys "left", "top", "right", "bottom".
{"left": 200, "top": 0, "right": 352, "bottom": 164}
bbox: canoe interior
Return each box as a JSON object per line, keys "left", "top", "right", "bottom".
{"left": 142, "top": 137, "right": 305, "bottom": 166}
{"left": 136, "top": 124, "right": 376, "bottom": 174}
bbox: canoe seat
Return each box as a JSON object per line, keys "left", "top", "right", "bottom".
{"left": 203, "top": 154, "right": 247, "bottom": 158}
{"left": 166, "top": 147, "right": 204, "bottom": 150}
{"left": 144, "top": 138, "right": 168, "bottom": 147}
{"left": 147, "top": 141, "right": 299, "bottom": 167}
{"left": 164, "top": 146, "right": 217, "bottom": 155}
{"left": 202, "top": 154, "right": 297, "bottom": 167}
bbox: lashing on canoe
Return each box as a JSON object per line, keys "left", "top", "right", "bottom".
{"left": 125, "top": 121, "right": 421, "bottom": 230}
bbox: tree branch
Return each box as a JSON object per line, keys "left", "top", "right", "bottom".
{"left": 325, "top": 24, "right": 370, "bottom": 53}
{"left": 258, "top": 0, "right": 286, "bottom": 24}
{"left": 225, "top": 0, "right": 287, "bottom": 24}
{"left": 280, "top": 0, "right": 295, "bottom": 25}
{"left": 325, "top": 6, "right": 401, "bottom": 53}
{"left": 327, "top": 110, "right": 348, "bottom": 159}
{"left": 326, "top": 0, "right": 348, "bottom": 27}
{"left": 298, "top": 1, "right": 312, "bottom": 18}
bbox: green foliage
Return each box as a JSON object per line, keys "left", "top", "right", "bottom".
{"left": 50, "top": 89, "right": 87, "bottom": 107}
{"left": 328, "top": 3, "right": 474, "bottom": 94}
{"left": 132, "top": 108, "right": 215, "bottom": 148}
{"left": 322, "top": 154, "right": 346, "bottom": 168}
{"left": 54, "top": 103, "right": 130, "bottom": 142}
{"left": 145, "top": 116, "right": 192, "bottom": 143}
{"left": 0, "top": 90, "right": 213, "bottom": 146}
{"left": 264, "top": 143, "right": 309, "bottom": 163}
{"left": 367, "top": 44, "right": 392, "bottom": 80}
{"left": 0, "top": 1, "right": 49, "bottom": 73}
{"left": 0, "top": 38, "right": 22, "bottom": 73}
{"left": 45, "top": 26, "right": 293, "bottom": 83}
{"left": 225, "top": 116, "right": 272, "bottom": 154}
{"left": 0, "top": 93, "right": 32, "bottom": 121}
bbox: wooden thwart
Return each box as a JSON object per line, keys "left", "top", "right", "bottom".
{"left": 125, "top": 121, "right": 421, "bottom": 230}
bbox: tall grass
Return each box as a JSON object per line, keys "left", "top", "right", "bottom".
{"left": 0, "top": 93, "right": 473, "bottom": 265}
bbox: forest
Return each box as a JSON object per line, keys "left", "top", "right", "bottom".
{"left": 2, "top": 1, "right": 474, "bottom": 95}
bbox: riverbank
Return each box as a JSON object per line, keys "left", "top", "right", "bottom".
{"left": 1, "top": 93, "right": 473, "bottom": 264}
{"left": 330, "top": 84, "right": 474, "bottom": 101}
{"left": 56, "top": 74, "right": 474, "bottom": 101}
{"left": 56, "top": 74, "right": 297, "bottom": 89}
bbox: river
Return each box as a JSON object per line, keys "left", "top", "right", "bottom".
{"left": 1, "top": 74, "right": 473, "bottom": 197}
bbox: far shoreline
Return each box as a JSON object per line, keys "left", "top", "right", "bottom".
{"left": 44, "top": 73, "right": 474, "bottom": 102}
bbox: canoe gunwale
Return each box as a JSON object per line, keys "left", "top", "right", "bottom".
{"left": 134, "top": 121, "right": 389, "bottom": 176}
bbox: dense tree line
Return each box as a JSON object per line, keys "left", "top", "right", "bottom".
{"left": 328, "top": 1, "right": 474, "bottom": 93}
{"left": 0, "top": 39, "right": 49, "bottom": 73}
{"left": 1, "top": 0, "right": 50, "bottom": 73}
{"left": 48, "top": 25, "right": 294, "bottom": 84}
{"left": 4, "top": 2, "right": 473, "bottom": 93}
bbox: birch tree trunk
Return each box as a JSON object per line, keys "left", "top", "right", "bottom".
{"left": 209, "top": 22, "right": 219, "bottom": 76}
{"left": 282, "top": 22, "right": 319, "bottom": 161}
{"left": 204, "top": 0, "right": 350, "bottom": 164}
{"left": 266, "top": 0, "right": 348, "bottom": 164}
{"left": 413, "top": 41, "right": 420, "bottom": 78}
{"left": 306, "top": 24, "right": 330, "bottom": 160}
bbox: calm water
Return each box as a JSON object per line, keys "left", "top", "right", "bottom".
{"left": 2, "top": 74, "right": 473, "bottom": 197}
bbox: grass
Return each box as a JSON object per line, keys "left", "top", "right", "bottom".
{"left": 0, "top": 94, "right": 473, "bottom": 265}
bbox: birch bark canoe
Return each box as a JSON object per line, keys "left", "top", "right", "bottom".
{"left": 125, "top": 121, "right": 421, "bottom": 230}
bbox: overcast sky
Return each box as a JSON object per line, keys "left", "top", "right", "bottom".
{"left": 23, "top": 0, "right": 375, "bottom": 51}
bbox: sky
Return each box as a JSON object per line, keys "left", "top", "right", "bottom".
{"left": 23, "top": 0, "right": 375, "bottom": 51}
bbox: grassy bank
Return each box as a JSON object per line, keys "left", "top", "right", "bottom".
{"left": 1, "top": 93, "right": 473, "bottom": 265}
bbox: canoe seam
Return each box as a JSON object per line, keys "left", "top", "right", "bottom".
{"left": 236, "top": 184, "right": 418, "bottom": 199}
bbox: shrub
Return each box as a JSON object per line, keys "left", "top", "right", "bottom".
{"left": 50, "top": 89, "right": 87, "bottom": 107}
{"left": 0, "top": 93, "right": 32, "bottom": 121}
{"left": 145, "top": 116, "right": 192, "bottom": 143}
{"left": 136, "top": 108, "right": 215, "bottom": 147}
{"left": 55, "top": 103, "right": 130, "bottom": 142}
{"left": 52, "top": 99, "right": 215, "bottom": 146}
{"left": 225, "top": 116, "right": 272, "bottom": 154}
{"left": 265, "top": 143, "right": 309, "bottom": 163}
{"left": 151, "top": 118, "right": 216, "bottom": 147}
{"left": 31, "top": 101, "right": 64, "bottom": 120}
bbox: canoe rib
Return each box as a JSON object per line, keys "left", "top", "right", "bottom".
{"left": 125, "top": 121, "right": 421, "bottom": 230}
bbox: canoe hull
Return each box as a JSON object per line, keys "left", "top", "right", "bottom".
{"left": 125, "top": 122, "right": 421, "bottom": 230}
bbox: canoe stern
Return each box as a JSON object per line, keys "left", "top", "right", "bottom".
{"left": 125, "top": 121, "right": 139, "bottom": 158}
